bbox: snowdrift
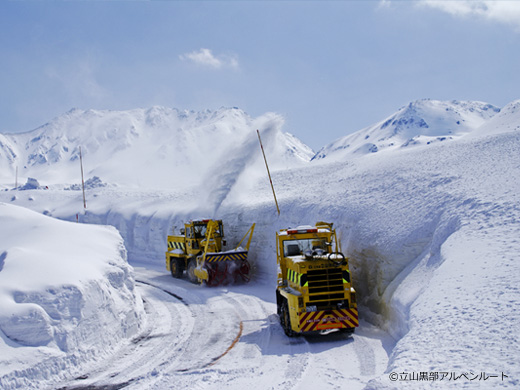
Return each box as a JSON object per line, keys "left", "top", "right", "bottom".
{"left": 0, "top": 203, "right": 144, "bottom": 389}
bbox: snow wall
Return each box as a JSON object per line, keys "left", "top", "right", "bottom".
{"left": 0, "top": 203, "right": 145, "bottom": 390}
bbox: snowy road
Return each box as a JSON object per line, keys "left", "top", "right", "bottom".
{"left": 56, "top": 266, "right": 392, "bottom": 390}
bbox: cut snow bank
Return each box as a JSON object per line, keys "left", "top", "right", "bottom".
{"left": 0, "top": 203, "right": 144, "bottom": 389}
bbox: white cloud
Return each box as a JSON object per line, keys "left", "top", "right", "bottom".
{"left": 179, "top": 48, "right": 239, "bottom": 70}
{"left": 419, "top": 1, "right": 520, "bottom": 30}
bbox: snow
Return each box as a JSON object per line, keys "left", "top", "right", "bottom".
{"left": 0, "top": 100, "right": 519, "bottom": 389}
{"left": 0, "top": 203, "right": 144, "bottom": 389}
{"left": 312, "top": 99, "right": 500, "bottom": 161}
{"left": 467, "top": 99, "right": 520, "bottom": 139}
{"left": 0, "top": 107, "right": 313, "bottom": 190}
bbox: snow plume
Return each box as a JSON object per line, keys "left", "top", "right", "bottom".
{"left": 199, "top": 112, "right": 284, "bottom": 216}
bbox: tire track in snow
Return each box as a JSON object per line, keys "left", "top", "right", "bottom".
{"left": 135, "top": 279, "right": 187, "bottom": 304}
{"left": 201, "top": 321, "right": 243, "bottom": 369}
{"left": 55, "top": 281, "right": 194, "bottom": 389}
{"left": 279, "top": 339, "right": 312, "bottom": 390}
{"left": 132, "top": 284, "right": 255, "bottom": 390}
{"left": 59, "top": 272, "right": 381, "bottom": 390}
{"left": 57, "top": 279, "right": 247, "bottom": 389}
{"left": 218, "top": 291, "right": 313, "bottom": 390}
{"left": 177, "top": 291, "right": 273, "bottom": 390}
{"left": 352, "top": 333, "right": 376, "bottom": 376}
{"left": 130, "top": 280, "right": 245, "bottom": 374}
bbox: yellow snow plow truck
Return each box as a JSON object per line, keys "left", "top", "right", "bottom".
{"left": 276, "top": 222, "right": 358, "bottom": 336}
{"left": 166, "top": 219, "right": 255, "bottom": 286}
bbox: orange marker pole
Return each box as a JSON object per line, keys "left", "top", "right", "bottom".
{"left": 79, "top": 146, "right": 87, "bottom": 211}
{"left": 257, "top": 130, "right": 280, "bottom": 216}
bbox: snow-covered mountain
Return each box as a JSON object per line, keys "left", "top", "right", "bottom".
{"left": 312, "top": 99, "right": 500, "bottom": 161}
{"left": 467, "top": 99, "right": 520, "bottom": 139}
{"left": 0, "top": 106, "right": 313, "bottom": 188}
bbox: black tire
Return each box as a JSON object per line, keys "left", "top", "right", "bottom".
{"left": 170, "top": 258, "right": 184, "bottom": 279}
{"left": 339, "top": 327, "right": 355, "bottom": 337}
{"left": 187, "top": 258, "right": 199, "bottom": 284}
{"left": 280, "top": 299, "right": 298, "bottom": 337}
{"left": 276, "top": 292, "right": 282, "bottom": 317}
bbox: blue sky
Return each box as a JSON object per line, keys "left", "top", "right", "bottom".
{"left": 1, "top": 1, "right": 519, "bottom": 150}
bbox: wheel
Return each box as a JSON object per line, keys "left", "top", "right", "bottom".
{"left": 276, "top": 292, "right": 283, "bottom": 317}
{"left": 187, "top": 258, "right": 199, "bottom": 284}
{"left": 280, "top": 299, "right": 298, "bottom": 337}
{"left": 170, "top": 258, "right": 184, "bottom": 278}
{"left": 339, "top": 327, "right": 355, "bottom": 337}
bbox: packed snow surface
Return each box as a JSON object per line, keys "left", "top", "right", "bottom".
{"left": 0, "top": 100, "right": 519, "bottom": 389}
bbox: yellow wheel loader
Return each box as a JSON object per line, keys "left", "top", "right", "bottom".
{"left": 166, "top": 219, "right": 255, "bottom": 286}
{"left": 276, "top": 222, "right": 358, "bottom": 336}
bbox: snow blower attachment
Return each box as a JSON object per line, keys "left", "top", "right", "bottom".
{"left": 166, "top": 219, "right": 255, "bottom": 286}
{"left": 276, "top": 222, "right": 358, "bottom": 337}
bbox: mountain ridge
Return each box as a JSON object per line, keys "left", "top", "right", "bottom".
{"left": 2, "top": 99, "right": 518, "bottom": 188}
{"left": 312, "top": 99, "right": 502, "bottom": 161}
{"left": 0, "top": 106, "right": 313, "bottom": 188}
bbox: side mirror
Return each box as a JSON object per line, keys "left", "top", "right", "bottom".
{"left": 222, "top": 240, "right": 227, "bottom": 246}
{"left": 180, "top": 228, "right": 185, "bottom": 235}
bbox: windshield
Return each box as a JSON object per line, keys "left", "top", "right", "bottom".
{"left": 193, "top": 224, "right": 207, "bottom": 238}
{"left": 283, "top": 238, "right": 328, "bottom": 257}
{"left": 193, "top": 223, "right": 223, "bottom": 238}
